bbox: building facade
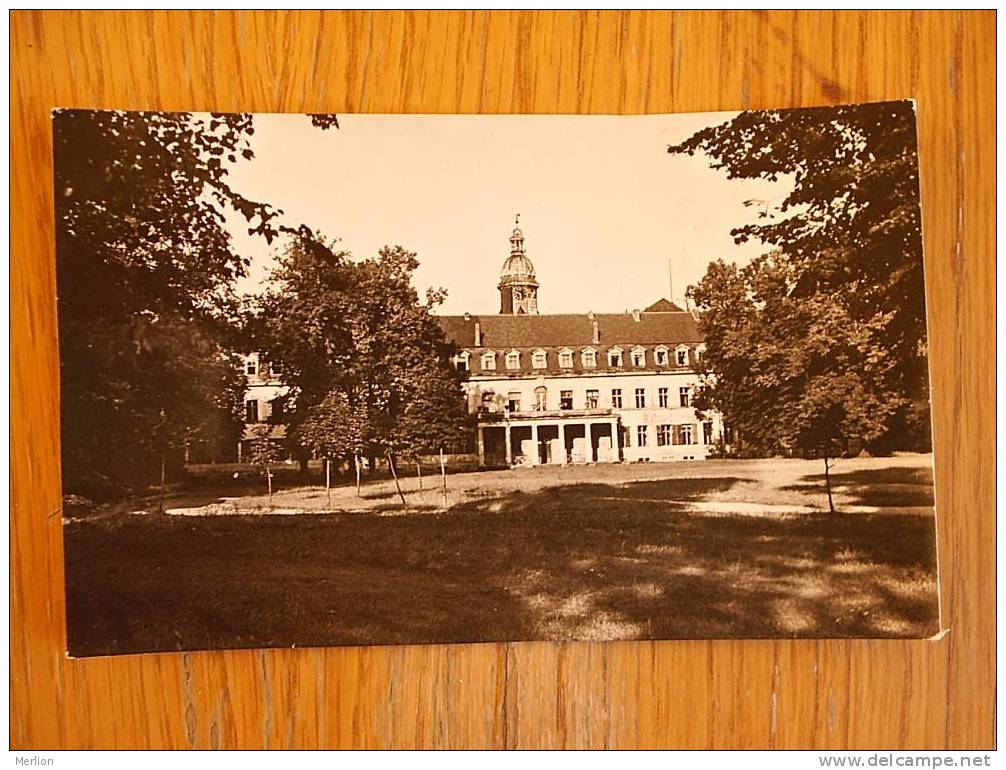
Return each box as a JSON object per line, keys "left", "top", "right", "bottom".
{"left": 238, "top": 352, "right": 288, "bottom": 461}
{"left": 436, "top": 221, "right": 724, "bottom": 466}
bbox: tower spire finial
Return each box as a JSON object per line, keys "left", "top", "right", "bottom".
{"left": 509, "top": 214, "right": 525, "bottom": 254}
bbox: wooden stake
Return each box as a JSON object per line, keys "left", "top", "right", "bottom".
{"left": 440, "top": 447, "right": 448, "bottom": 508}
{"left": 416, "top": 459, "right": 423, "bottom": 490}
{"left": 158, "top": 450, "right": 166, "bottom": 514}
{"left": 354, "top": 453, "right": 362, "bottom": 497}
{"left": 325, "top": 458, "right": 332, "bottom": 508}
{"left": 387, "top": 451, "right": 408, "bottom": 508}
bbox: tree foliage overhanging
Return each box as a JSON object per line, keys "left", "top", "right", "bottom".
{"left": 55, "top": 108, "right": 470, "bottom": 499}
{"left": 671, "top": 100, "right": 932, "bottom": 455}
{"left": 54, "top": 109, "right": 284, "bottom": 499}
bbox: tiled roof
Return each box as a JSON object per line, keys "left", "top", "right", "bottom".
{"left": 436, "top": 305, "right": 704, "bottom": 376}
{"left": 437, "top": 310, "right": 702, "bottom": 350}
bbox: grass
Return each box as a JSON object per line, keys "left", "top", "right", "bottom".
{"left": 63, "top": 455, "right": 940, "bottom": 656}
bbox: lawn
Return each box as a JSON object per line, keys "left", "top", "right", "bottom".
{"left": 63, "top": 455, "right": 940, "bottom": 656}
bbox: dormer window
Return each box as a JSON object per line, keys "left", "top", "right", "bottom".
{"left": 608, "top": 347, "right": 623, "bottom": 367}
{"left": 505, "top": 350, "right": 521, "bottom": 370}
{"left": 245, "top": 359, "right": 258, "bottom": 376}
{"left": 631, "top": 346, "right": 646, "bottom": 367}
{"left": 654, "top": 346, "right": 669, "bottom": 366}
{"left": 455, "top": 352, "right": 470, "bottom": 373}
{"left": 481, "top": 350, "right": 497, "bottom": 370}
{"left": 532, "top": 349, "right": 548, "bottom": 369}
{"left": 581, "top": 347, "right": 597, "bottom": 368}
{"left": 695, "top": 344, "right": 706, "bottom": 363}
{"left": 558, "top": 348, "right": 574, "bottom": 368}
{"left": 675, "top": 346, "right": 690, "bottom": 366}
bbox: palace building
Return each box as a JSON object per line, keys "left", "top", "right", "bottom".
{"left": 239, "top": 219, "right": 725, "bottom": 466}
{"left": 435, "top": 220, "right": 724, "bottom": 466}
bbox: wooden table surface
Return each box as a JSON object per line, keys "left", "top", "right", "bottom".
{"left": 10, "top": 10, "right": 995, "bottom": 749}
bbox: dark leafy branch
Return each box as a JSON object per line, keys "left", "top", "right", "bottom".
{"left": 674, "top": 101, "right": 931, "bottom": 466}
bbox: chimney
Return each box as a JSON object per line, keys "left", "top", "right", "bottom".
{"left": 474, "top": 321, "right": 481, "bottom": 346}
{"left": 632, "top": 309, "right": 641, "bottom": 322}
{"left": 592, "top": 320, "right": 600, "bottom": 344}
{"left": 587, "top": 310, "right": 594, "bottom": 321}
{"left": 463, "top": 311, "right": 471, "bottom": 321}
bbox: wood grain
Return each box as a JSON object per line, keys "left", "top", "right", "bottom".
{"left": 10, "top": 10, "right": 995, "bottom": 749}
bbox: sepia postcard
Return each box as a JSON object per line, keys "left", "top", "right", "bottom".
{"left": 54, "top": 103, "right": 940, "bottom": 657}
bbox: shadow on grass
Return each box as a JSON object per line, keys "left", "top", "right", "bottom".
{"left": 64, "top": 476, "right": 939, "bottom": 656}
{"left": 562, "top": 477, "right": 744, "bottom": 503}
{"left": 781, "top": 465, "right": 935, "bottom": 508}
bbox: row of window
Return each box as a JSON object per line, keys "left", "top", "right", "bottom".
{"left": 460, "top": 344, "right": 702, "bottom": 372}
{"left": 245, "top": 359, "right": 282, "bottom": 377}
{"left": 635, "top": 422, "right": 714, "bottom": 447}
{"left": 494, "top": 385, "right": 691, "bottom": 413}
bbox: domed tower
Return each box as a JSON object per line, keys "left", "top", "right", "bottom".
{"left": 498, "top": 215, "right": 539, "bottom": 314}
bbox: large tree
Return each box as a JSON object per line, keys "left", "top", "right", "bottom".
{"left": 690, "top": 254, "right": 904, "bottom": 511}
{"left": 54, "top": 109, "right": 281, "bottom": 499}
{"left": 672, "top": 101, "right": 931, "bottom": 454}
{"left": 254, "top": 234, "right": 471, "bottom": 487}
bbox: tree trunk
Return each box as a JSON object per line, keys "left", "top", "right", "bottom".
{"left": 266, "top": 466, "right": 273, "bottom": 505}
{"left": 440, "top": 447, "right": 448, "bottom": 508}
{"left": 386, "top": 451, "right": 408, "bottom": 508}
{"left": 325, "top": 458, "right": 332, "bottom": 508}
{"left": 416, "top": 459, "right": 423, "bottom": 490}
{"left": 354, "top": 453, "right": 362, "bottom": 497}
{"left": 823, "top": 450, "right": 836, "bottom": 514}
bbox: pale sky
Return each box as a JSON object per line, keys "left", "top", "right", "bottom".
{"left": 224, "top": 112, "right": 791, "bottom": 315}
